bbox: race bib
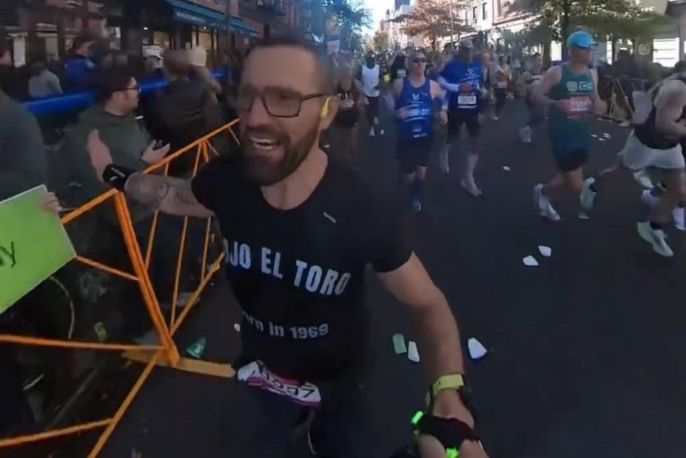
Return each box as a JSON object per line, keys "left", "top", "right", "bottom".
{"left": 457, "top": 95, "right": 477, "bottom": 106}
{"left": 496, "top": 81, "right": 508, "bottom": 89}
{"left": 397, "top": 69, "right": 407, "bottom": 78}
{"left": 569, "top": 95, "right": 592, "bottom": 117}
{"left": 237, "top": 361, "right": 322, "bottom": 407}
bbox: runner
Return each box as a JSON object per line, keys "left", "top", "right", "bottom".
{"left": 393, "top": 49, "right": 448, "bottom": 213}
{"left": 531, "top": 31, "right": 606, "bottom": 221}
{"left": 332, "top": 62, "right": 366, "bottom": 161}
{"left": 439, "top": 39, "right": 485, "bottom": 196}
{"left": 492, "top": 56, "right": 511, "bottom": 121}
{"left": 360, "top": 51, "right": 384, "bottom": 137}
{"left": 518, "top": 55, "right": 544, "bottom": 144}
{"left": 580, "top": 66, "right": 686, "bottom": 257}
{"left": 85, "top": 34, "right": 488, "bottom": 458}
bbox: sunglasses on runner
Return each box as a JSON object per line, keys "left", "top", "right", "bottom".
{"left": 411, "top": 58, "right": 427, "bottom": 64}
{"left": 237, "top": 87, "right": 329, "bottom": 118}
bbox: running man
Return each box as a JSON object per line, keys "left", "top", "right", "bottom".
{"left": 332, "top": 63, "right": 366, "bottom": 160}
{"left": 580, "top": 66, "right": 686, "bottom": 257}
{"left": 85, "top": 34, "right": 488, "bottom": 458}
{"left": 393, "top": 49, "right": 448, "bottom": 213}
{"left": 532, "top": 31, "right": 606, "bottom": 221}
{"left": 360, "top": 51, "right": 384, "bottom": 137}
{"left": 439, "top": 39, "right": 485, "bottom": 196}
{"left": 518, "top": 54, "right": 544, "bottom": 144}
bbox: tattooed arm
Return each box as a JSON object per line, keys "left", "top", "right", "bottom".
{"left": 87, "top": 130, "right": 213, "bottom": 218}
{"left": 124, "top": 173, "right": 214, "bottom": 218}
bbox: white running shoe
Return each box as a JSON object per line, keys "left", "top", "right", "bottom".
{"left": 490, "top": 114, "right": 499, "bottom": 121}
{"left": 411, "top": 198, "right": 422, "bottom": 213}
{"left": 637, "top": 222, "right": 674, "bottom": 257}
{"left": 461, "top": 177, "right": 482, "bottom": 197}
{"left": 519, "top": 126, "right": 532, "bottom": 144}
{"left": 673, "top": 207, "right": 686, "bottom": 231}
{"left": 369, "top": 127, "right": 375, "bottom": 137}
{"left": 379, "top": 128, "right": 385, "bottom": 135}
{"left": 641, "top": 189, "right": 659, "bottom": 208}
{"left": 580, "top": 177, "right": 597, "bottom": 212}
{"left": 534, "top": 184, "right": 561, "bottom": 221}
{"left": 633, "top": 170, "right": 654, "bottom": 189}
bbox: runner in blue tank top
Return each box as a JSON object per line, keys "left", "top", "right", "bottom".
{"left": 438, "top": 40, "right": 486, "bottom": 196}
{"left": 531, "top": 31, "right": 605, "bottom": 222}
{"left": 393, "top": 49, "right": 448, "bottom": 213}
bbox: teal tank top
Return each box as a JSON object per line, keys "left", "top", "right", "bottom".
{"left": 548, "top": 63, "right": 594, "bottom": 153}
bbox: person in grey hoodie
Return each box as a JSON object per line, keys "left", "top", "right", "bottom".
{"left": 0, "top": 88, "right": 48, "bottom": 201}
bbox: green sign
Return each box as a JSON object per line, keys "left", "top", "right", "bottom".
{"left": 0, "top": 185, "right": 76, "bottom": 314}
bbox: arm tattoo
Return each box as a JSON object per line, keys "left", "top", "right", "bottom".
{"left": 124, "top": 172, "right": 198, "bottom": 210}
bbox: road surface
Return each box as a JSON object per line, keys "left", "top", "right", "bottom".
{"left": 93, "top": 100, "right": 686, "bottom": 458}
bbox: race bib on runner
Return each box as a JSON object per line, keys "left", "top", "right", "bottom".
{"left": 496, "top": 81, "right": 508, "bottom": 89}
{"left": 457, "top": 95, "right": 477, "bottom": 106}
{"left": 237, "top": 361, "right": 322, "bottom": 407}
{"left": 397, "top": 69, "right": 407, "bottom": 78}
{"left": 569, "top": 95, "right": 592, "bottom": 118}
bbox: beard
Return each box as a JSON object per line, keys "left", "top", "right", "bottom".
{"left": 241, "top": 122, "right": 320, "bottom": 186}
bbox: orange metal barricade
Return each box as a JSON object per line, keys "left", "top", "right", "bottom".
{"left": 0, "top": 119, "right": 240, "bottom": 457}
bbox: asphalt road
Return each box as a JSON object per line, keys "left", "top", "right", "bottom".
{"left": 98, "top": 100, "right": 686, "bottom": 458}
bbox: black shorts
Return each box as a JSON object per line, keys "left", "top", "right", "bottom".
{"left": 397, "top": 136, "right": 432, "bottom": 174}
{"left": 448, "top": 110, "right": 481, "bottom": 139}
{"left": 366, "top": 96, "right": 379, "bottom": 117}
{"left": 553, "top": 148, "right": 589, "bottom": 172}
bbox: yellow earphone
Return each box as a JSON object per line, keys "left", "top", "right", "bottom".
{"left": 320, "top": 97, "right": 331, "bottom": 119}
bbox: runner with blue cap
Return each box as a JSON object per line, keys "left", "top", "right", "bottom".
{"left": 531, "top": 30, "right": 606, "bottom": 221}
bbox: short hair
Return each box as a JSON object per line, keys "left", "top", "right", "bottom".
{"left": 72, "top": 34, "right": 95, "bottom": 51}
{"left": 163, "top": 49, "right": 192, "bottom": 78}
{"left": 674, "top": 60, "right": 686, "bottom": 74}
{"left": 93, "top": 69, "right": 134, "bottom": 104}
{"left": 245, "top": 33, "right": 335, "bottom": 94}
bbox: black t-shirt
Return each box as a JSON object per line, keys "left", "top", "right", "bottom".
{"left": 191, "top": 155, "right": 411, "bottom": 382}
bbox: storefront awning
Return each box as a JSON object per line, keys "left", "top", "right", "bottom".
{"left": 164, "top": 0, "right": 226, "bottom": 27}
{"left": 163, "top": 0, "right": 258, "bottom": 36}
{"left": 230, "top": 16, "right": 259, "bottom": 38}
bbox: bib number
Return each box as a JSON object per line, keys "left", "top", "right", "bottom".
{"left": 237, "top": 361, "right": 322, "bottom": 407}
{"left": 457, "top": 95, "right": 477, "bottom": 106}
{"left": 569, "top": 96, "right": 592, "bottom": 118}
{"left": 496, "top": 81, "right": 508, "bottom": 89}
{"left": 397, "top": 69, "right": 407, "bottom": 78}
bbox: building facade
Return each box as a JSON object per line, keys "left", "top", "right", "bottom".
{"left": 0, "top": 0, "right": 301, "bottom": 67}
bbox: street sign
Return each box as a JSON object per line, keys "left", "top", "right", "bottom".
{"left": 0, "top": 185, "right": 76, "bottom": 314}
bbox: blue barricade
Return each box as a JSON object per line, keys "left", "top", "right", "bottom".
{"left": 23, "top": 70, "right": 227, "bottom": 116}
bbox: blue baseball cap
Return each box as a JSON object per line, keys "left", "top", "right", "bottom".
{"left": 566, "top": 31, "right": 596, "bottom": 49}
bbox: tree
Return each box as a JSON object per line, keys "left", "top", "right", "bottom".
{"left": 373, "top": 30, "right": 390, "bottom": 52}
{"left": 325, "top": 0, "right": 372, "bottom": 51}
{"left": 511, "top": 0, "right": 670, "bottom": 56}
{"left": 396, "top": 0, "right": 472, "bottom": 50}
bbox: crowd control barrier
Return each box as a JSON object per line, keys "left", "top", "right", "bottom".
{"left": 0, "top": 119, "right": 240, "bottom": 457}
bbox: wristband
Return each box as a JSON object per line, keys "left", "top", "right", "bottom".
{"left": 102, "top": 164, "right": 136, "bottom": 191}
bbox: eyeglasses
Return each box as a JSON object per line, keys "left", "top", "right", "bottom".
{"left": 120, "top": 84, "right": 140, "bottom": 93}
{"left": 411, "top": 58, "right": 427, "bottom": 64}
{"left": 237, "top": 87, "right": 328, "bottom": 118}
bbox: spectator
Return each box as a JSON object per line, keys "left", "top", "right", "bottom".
{"left": 63, "top": 69, "right": 173, "bottom": 340}
{"left": 28, "top": 60, "right": 63, "bottom": 99}
{"left": 64, "top": 34, "right": 96, "bottom": 92}
{"left": 0, "top": 41, "right": 25, "bottom": 100}
{"left": 145, "top": 49, "right": 226, "bottom": 174}
{"left": 0, "top": 83, "right": 48, "bottom": 201}
{"left": 189, "top": 46, "right": 221, "bottom": 101}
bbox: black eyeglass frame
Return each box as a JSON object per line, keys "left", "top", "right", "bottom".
{"left": 236, "top": 90, "right": 330, "bottom": 118}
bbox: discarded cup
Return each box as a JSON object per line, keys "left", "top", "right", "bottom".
{"left": 186, "top": 338, "right": 206, "bottom": 359}
{"left": 407, "top": 341, "right": 420, "bottom": 363}
{"left": 523, "top": 255, "right": 539, "bottom": 267}
{"left": 393, "top": 333, "right": 407, "bottom": 354}
{"left": 468, "top": 338, "right": 488, "bottom": 360}
{"left": 538, "top": 245, "right": 552, "bottom": 257}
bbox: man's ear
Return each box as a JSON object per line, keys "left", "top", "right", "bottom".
{"left": 319, "top": 96, "right": 338, "bottom": 130}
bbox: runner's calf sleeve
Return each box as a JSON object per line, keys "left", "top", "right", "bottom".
{"left": 102, "top": 164, "right": 136, "bottom": 191}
